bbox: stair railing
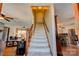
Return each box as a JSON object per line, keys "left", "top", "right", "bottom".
{"left": 43, "top": 22, "right": 50, "bottom": 48}
{"left": 43, "top": 19, "right": 53, "bottom": 56}
{"left": 25, "top": 24, "right": 34, "bottom": 55}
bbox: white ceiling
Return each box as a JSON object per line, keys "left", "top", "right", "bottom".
{"left": 1, "top": 3, "right": 33, "bottom": 27}
{"left": 1, "top": 3, "right": 52, "bottom": 27}
{"left": 54, "top": 3, "right": 74, "bottom": 21}
{"left": 54, "top": 3, "right": 76, "bottom": 33}
{"left": 54, "top": 3, "right": 75, "bottom": 26}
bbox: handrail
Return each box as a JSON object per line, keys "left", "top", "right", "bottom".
{"left": 43, "top": 17, "right": 49, "bottom": 32}
{"left": 25, "top": 24, "right": 34, "bottom": 56}
{"left": 29, "top": 24, "right": 34, "bottom": 38}
{"left": 44, "top": 23, "right": 49, "bottom": 32}
{"left": 43, "top": 15, "right": 50, "bottom": 47}
{"left": 43, "top": 21, "right": 53, "bottom": 56}
{"left": 43, "top": 23, "right": 50, "bottom": 48}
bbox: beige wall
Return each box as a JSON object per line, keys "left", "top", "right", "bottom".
{"left": 45, "top": 5, "right": 57, "bottom": 56}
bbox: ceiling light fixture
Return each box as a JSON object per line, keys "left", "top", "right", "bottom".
{"left": 38, "top": 6, "right": 42, "bottom": 9}
{"left": 43, "top": 6, "right": 48, "bottom": 10}
{"left": 32, "top": 6, "right": 37, "bottom": 10}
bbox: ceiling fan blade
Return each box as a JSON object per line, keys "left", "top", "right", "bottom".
{"left": 0, "top": 14, "right": 14, "bottom": 21}
{"left": 4, "top": 18, "right": 10, "bottom": 22}
{"left": 1, "top": 14, "right": 5, "bottom": 17}
{"left": 6, "top": 17, "right": 14, "bottom": 19}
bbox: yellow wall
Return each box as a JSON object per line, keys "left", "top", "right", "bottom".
{"left": 36, "top": 11, "right": 44, "bottom": 24}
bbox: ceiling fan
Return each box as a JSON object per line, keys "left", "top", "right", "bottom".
{"left": 0, "top": 14, "right": 14, "bottom": 22}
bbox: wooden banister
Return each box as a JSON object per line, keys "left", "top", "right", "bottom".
{"left": 44, "top": 22, "right": 49, "bottom": 32}
{"left": 43, "top": 23, "right": 53, "bottom": 55}
{"left": 25, "top": 24, "right": 34, "bottom": 55}
{"left": 29, "top": 24, "right": 34, "bottom": 39}
{"left": 43, "top": 23, "right": 50, "bottom": 47}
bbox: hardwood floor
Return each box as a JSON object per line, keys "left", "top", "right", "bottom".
{"left": 2, "top": 45, "right": 79, "bottom": 56}
{"left": 62, "top": 45, "right": 79, "bottom": 56}
{"left": 3, "top": 47, "right": 16, "bottom": 56}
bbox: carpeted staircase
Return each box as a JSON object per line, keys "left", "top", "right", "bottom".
{"left": 28, "top": 24, "right": 51, "bottom": 56}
